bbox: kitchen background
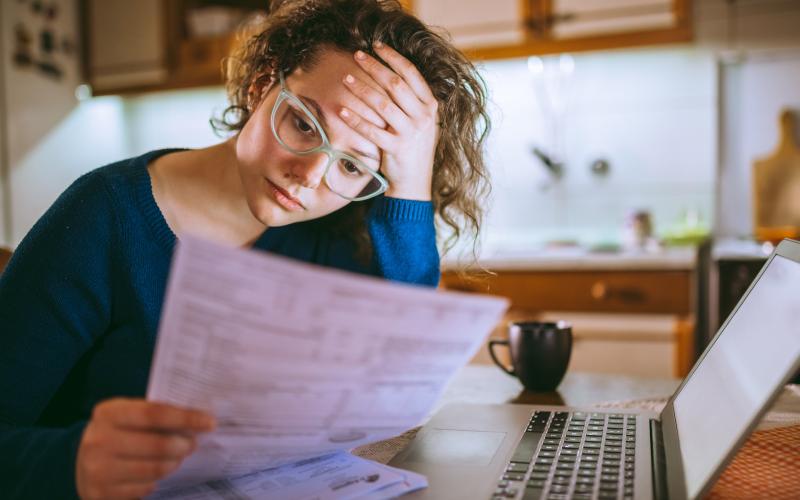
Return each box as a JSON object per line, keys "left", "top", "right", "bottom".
{"left": 1, "top": 0, "right": 799, "bottom": 379}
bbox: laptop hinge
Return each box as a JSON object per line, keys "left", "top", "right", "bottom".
{"left": 650, "top": 418, "right": 668, "bottom": 500}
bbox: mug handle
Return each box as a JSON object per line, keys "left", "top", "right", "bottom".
{"left": 488, "top": 339, "right": 516, "bottom": 376}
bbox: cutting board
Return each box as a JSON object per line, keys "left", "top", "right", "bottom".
{"left": 753, "top": 109, "right": 800, "bottom": 243}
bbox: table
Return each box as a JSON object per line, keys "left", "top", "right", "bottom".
{"left": 434, "top": 364, "right": 680, "bottom": 410}
{"left": 355, "top": 365, "right": 682, "bottom": 464}
{"left": 431, "top": 364, "right": 799, "bottom": 424}
{"left": 355, "top": 365, "right": 800, "bottom": 498}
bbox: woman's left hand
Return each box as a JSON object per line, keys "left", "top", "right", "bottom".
{"left": 339, "top": 42, "right": 439, "bottom": 201}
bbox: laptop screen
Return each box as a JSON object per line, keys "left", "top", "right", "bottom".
{"left": 671, "top": 254, "right": 800, "bottom": 498}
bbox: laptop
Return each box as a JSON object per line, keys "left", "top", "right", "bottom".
{"left": 390, "top": 239, "right": 800, "bottom": 500}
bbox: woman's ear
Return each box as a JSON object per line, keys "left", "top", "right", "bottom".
{"left": 246, "top": 72, "right": 274, "bottom": 112}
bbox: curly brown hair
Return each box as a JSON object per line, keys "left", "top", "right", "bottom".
{"left": 214, "top": 0, "right": 491, "bottom": 266}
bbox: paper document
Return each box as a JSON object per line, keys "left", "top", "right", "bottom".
{"left": 148, "top": 452, "right": 427, "bottom": 500}
{"left": 147, "top": 235, "right": 508, "bottom": 490}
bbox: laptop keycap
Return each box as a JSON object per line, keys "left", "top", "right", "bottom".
{"left": 491, "top": 410, "right": 638, "bottom": 500}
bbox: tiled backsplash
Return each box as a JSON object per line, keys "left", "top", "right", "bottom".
{"left": 477, "top": 47, "right": 717, "bottom": 248}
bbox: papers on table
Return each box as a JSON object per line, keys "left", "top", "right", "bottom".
{"left": 148, "top": 452, "right": 427, "bottom": 500}
{"left": 146, "top": 235, "right": 508, "bottom": 494}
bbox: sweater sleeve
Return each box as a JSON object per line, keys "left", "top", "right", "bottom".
{"left": 0, "top": 171, "right": 116, "bottom": 499}
{"left": 365, "top": 196, "right": 440, "bottom": 287}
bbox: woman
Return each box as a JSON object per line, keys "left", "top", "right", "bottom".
{"left": 0, "top": 0, "right": 490, "bottom": 498}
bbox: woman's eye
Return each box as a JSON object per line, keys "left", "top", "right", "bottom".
{"left": 341, "top": 160, "right": 363, "bottom": 176}
{"left": 292, "top": 113, "right": 315, "bottom": 134}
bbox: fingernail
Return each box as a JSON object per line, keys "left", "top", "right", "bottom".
{"left": 344, "top": 74, "right": 355, "bottom": 84}
{"left": 339, "top": 108, "right": 351, "bottom": 118}
{"left": 374, "top": 41, "right": 384, "bottom": 48}
{"left": 355, "top": 50, "right": 367, "bottom": 60}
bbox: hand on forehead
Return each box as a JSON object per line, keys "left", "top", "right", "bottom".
{"left": 289, "top": 48, "right": 390, "bottom": 129}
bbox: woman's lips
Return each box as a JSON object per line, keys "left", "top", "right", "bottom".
{"left": 265, "top": 178, "right": 305, "bottom": 211}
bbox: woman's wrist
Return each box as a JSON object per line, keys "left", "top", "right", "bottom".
{"left": 384, "top": 176, "right": 432, "bottom": 201}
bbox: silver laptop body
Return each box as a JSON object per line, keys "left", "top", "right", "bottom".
{"left": 391, "top": 239, "right": 800, "bottom": 500}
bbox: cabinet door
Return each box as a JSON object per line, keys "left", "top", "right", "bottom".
{"left": 413, "top": 0, "right": 526, "bottom": 49}
{"left": 87, "top": 0, "right": 169, "bottom": 93}
{"left": 550, "top": 0, "right": 678, "bottom": 38}
{"left": 443, "top": 270, "right": 692, "bottom": 315}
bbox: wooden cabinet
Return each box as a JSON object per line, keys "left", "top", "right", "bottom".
{"left": 412, "top": 0, "right": 527, "bottom": 51}
{"left": 85, "top": 0, "right": 170, "bottom": 93}
{"left": 407, "top": 0, "right": 692, "bottom": 60}
{"left": 444, "top": 268, "right": 696, "bottom": 377}
{"left": 170, "top": 34, "right": 235, "bottom": 87}
{"left": 84, "top": 0, "right": 692, "bottom": 94}
{"left": 445, "top": 269, "right": 691, "bottom": 314}
{"left": 83, "top": 0, "right": 265, "bottom": 95}
{"left": 548, "top": 0, "right": 683, "bottom": 38}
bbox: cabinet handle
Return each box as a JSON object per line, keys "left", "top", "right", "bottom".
{"left": 591, "top": 281, "right": 645, "bottom": 303}
{"left": 591, "top": 281, "right": 608, "bottom": 300}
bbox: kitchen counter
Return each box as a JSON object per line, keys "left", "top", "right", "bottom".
{"left": 712, "top": 237, "right": 774, "bottom": 261}
{"left": 443, "top": 245, "right": 697, "bottom": 271}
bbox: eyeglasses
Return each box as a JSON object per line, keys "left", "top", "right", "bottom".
{"left": 270, "top": 71, "right": 388, "bottom": 201}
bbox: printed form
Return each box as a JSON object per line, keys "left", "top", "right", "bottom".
{"left": 146, "top": 235, "right": 508, "bottom": 496}
{"left": 148, "top": 452, "right": 427, "bottom": 500}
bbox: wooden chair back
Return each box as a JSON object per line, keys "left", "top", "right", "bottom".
{"left": 0, "top": 247, "right": 12, "bottom": 275}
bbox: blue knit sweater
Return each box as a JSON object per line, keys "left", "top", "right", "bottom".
{"left": 0, "top": 149, "right": 439, "bottom": 499}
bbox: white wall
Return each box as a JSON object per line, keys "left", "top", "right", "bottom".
{"left": 122, "top": 87, "right": 229, "bottom": 154}
{"left": 9, "top": 97, "right": 130, "bottom": 244}
{"left": 478, "top": 47, "right": 717, "bottom": 248}
{"left": 2, "top": 0, "right": 82, "bottom": 246}
{"left": 7, "top": 85, "right": 227, "bottom": 246}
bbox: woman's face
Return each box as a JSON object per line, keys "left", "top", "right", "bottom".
{"left": 235, "top": 48, "right": 384, "bottom": 227}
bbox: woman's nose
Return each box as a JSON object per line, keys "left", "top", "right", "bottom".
{"left": 286, "top": 152, "right": 329, "bottom": 189}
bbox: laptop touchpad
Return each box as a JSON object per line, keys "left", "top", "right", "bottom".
{"left": 405, "top": 429, "right": 506, "bottom": 466}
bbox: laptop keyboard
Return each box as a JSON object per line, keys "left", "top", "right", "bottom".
{"left": 492, "top": 411, "right": 637, "bottom": 500}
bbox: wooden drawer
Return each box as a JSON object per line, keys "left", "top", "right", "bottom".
{"left": 442, "top": 270, "right": 692, "bottom": 315}
{"left": 174, "top": 36, "right": 233, "bottom": 84}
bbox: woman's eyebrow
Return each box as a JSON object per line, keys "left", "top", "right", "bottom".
{"left": 298, "top": 94, "right": 380, "bottom": 163}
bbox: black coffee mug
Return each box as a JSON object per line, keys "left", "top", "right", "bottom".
{"left": 488, "top": 321, "right": 572, "bottom": 392}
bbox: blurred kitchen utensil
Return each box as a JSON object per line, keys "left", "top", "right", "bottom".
{"left": 531, "top": 146, "right": 564, "bottom": 179}
{"left": 622, "top": 209, "right": 655, "bottom": 250}
{"left": 753, "top": 109, "right": 800, "bottom": 243}
{"left": 590, "top": 158, "right": 610, "bottom": 177}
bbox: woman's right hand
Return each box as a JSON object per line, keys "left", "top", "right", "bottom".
{"left": 76, "top": 398, "right": 216, "bottom": 499}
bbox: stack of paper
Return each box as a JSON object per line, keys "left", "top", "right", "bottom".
{"left": 146, "top": 236, "right": 508, "bottom": 498}
{"left": 148, "top": 452, "right": 427, "bottom": 499}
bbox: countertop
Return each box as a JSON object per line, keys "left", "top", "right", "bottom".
{"left": 712, "top": 237, "right": 775, "bottom": 261}
{"left": 442, "top": 244, "right": 697, "bottom": 272}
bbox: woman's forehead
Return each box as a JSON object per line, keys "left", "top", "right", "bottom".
{"left": 288, "top": 48, "right": 381, "bottom": 102}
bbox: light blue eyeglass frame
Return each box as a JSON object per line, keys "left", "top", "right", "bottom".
{"left": 270, "top": 71, "right": 388, "bottom": 202}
